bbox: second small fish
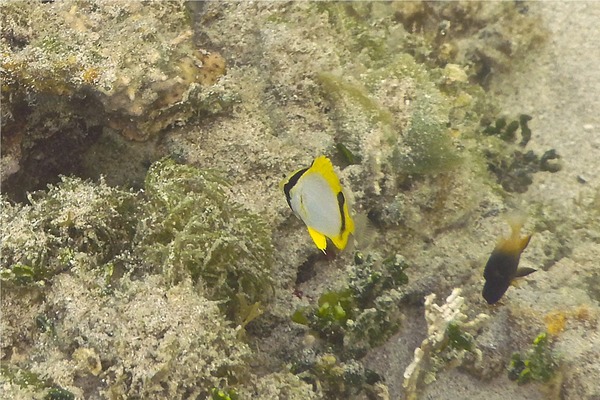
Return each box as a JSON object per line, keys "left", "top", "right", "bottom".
{"left": 482, "top": 219, "right": 536, "bottom": 304}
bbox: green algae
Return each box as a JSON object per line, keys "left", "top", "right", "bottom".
{"left": 317, "top": 72, "right": 394, "bottom": 126}
{"left": 394, "top": 93, "right": 461, "bottom": 176}
{"left": 1, "top": 159, "right": 277, "bottom": 396}
{"left": 1, "top": 176, "right": 138, "bottom": 285}
{"left": 292, "top": 252, "right": 409, "bottom": 357}
{"left": 211, "top": 387, "right": 239, "bottom": 400}
{"left": 292, "top": 353, "right": 382, "bottom": 400}
{"left": 138, "top": 158, "right": 274, "bottom": 317}
{"left": 0, "top": 364, "right": 75, "bottom": 400}
{"left": 483, "top": 115, "right": 562, "bottom": 193}
{"left": 446, "top": 322, "right": 474, "bottom": 352}
{"left": 508, "top": 332, "right": 559, "bottom": 385}
{"left": 1, "top": 158, "right": 274, "bottom": 318}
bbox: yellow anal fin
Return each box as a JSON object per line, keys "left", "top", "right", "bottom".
{"left": 307, "top": 226, "right": 328, "bottom": 253}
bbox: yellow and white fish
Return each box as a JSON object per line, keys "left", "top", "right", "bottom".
{"left": 282, "top": 156, "right": 354, "bottom": 253}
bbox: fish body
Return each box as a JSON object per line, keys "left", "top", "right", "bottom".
{"left": 482, "top": 219, "right": 536, "bottom": 304}
{"left": 282, "top": 156, "right": 354, "bottom": 253}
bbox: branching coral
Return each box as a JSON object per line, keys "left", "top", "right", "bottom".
{"left": 403, "top": 288, "right": 489, "bottom": 399}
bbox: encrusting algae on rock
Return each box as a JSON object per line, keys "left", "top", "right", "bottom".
{"left": 1, "top": 0, "right": 230, "bottom": 198}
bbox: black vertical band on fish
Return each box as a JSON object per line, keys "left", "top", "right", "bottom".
{"left": 337, "top": 191, "right": 346, "bottom": 233}
{"left": 283, "top": 167, "right": 308, "bottom": 210}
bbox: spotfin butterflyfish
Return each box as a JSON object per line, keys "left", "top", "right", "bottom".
{"left": 482, "top": 217, "right": 537, "bottom": 305}
{"left": 282, "top": 156, "right": 355, "bottom": 253}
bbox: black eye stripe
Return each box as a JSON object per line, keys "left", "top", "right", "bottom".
{"left": 283, "top": 167, "right": 309, "bottom": 210}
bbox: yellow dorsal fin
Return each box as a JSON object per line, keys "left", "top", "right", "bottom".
{"left": 306, "top": 156, "right": 343, "bottom": 194}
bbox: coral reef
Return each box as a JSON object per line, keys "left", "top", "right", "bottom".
{"left": 2, "top": 1, "right": 598, "bottom": 399}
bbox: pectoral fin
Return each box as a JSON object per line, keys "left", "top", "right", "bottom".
{"left": 515, "top": 267, "right": 537, "bottom": 278}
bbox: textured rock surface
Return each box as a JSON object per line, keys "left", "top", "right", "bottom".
{"left": 1, "top": 2, "right": 599, "bottom": 399}
{"left": 1, "top": 1, "right": 227, "bottom": 196}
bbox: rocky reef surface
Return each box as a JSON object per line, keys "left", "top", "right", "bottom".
{"left": 1, "top": 2, "right": 599, "bottom": 399}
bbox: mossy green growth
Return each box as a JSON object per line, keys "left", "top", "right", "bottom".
{"left": 350, "top": 252, "right": 409, "bottom": 308}
{"left": 317, "top": 72, "right": 394, "bottom": 126}
{"left": 211, "top": 387, "right": 239, "bottom": 400}
{"left": 293, "top": 289, "right": 354, "bottom": 345}
{"left": 392, "top": 91, "right": 461, "bottom": 176}
{"left": 292, "top": 353, "right": 382, "bottom": 400}
{"left": 508, "top": 332, "right": 559, "bottom": 384}
{"left": 0, "top": 364, "right": 75, "bottom": 399}
{"left": 138, "top": 158, "right": 274, "bottom": 316}
{"left": 45, "top": 388, "right": 75, "bottom": 400}
{"left": 446, "top": 322, "right": 474, "bottom": 351}
{"left": 344, "top": 254, "right": 408, "bottom": 355}
{"left": 293, "top": 252, "right": 409, "bottom": 355}
{"left": 1, "top": 177, "right": 138, "bottom": 285}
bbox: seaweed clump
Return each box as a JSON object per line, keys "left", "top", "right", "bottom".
{"left": 137, "top": 158, "right": 274, "bottom": 317}
{"left": 293, "top": 253, "right": 409, "bottom": 357}
{"left": 482, "top": 115, "right": 562, "bottom": 193}
{"left": 0, "top": 158, "right": 283, "bottom": 398}
{"left": 291, "top": 253, "right": 408, "bottom": 398}
{"left": 508, "top": 332, "right": 559, "bottom": 384}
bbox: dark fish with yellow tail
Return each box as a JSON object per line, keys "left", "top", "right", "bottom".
{"left": 482, "top": 219, "right": 537, "bottom": 304}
